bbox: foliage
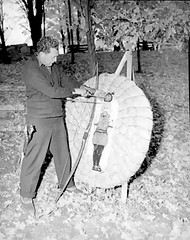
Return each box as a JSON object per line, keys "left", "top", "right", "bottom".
{"left": 92, "top": 0, "right": 190, "bottom": 51}
{"left": 43, "top": 0, "right": 190, "bottom": 52}
{"left": 45, "top": 0, "right": 68, "bottom": 47}
{"left": 3, "top": 0, "right": 188, "bottom": 53}
{"left": 45, "top": 0, "right": 87, "bottom": 47}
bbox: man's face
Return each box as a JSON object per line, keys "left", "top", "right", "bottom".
{"left": 40, "top": 48, "right": 59, "bottom": 67}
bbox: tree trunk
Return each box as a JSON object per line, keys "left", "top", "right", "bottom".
{"left": 67, "top": 27, "right": 70, "bottom": 46}
{"left": 42, "top": 2, "right": 45, "bottom": 37}
{"left": 0, "top": 25, "right": 10, "bottom": 64}
{"left": 68, "top": 0, "right": 74, "bottom": 63}
{"left": 26, "top": 0, "right": 44, "bottom": 50}
{"left": 76, "top": 27, "right": 80, "bottom": 46}
{"left": 60, "top": 28, "right": 66, "bottom": 53}
{"left": 136, "top": 38, "right": 142, "bottom": 73}
{"left": 84, "top": 0, "right": 96, "bottom": 77}
{"left": 76, "top": 10, "right": 81, "bottom": 46}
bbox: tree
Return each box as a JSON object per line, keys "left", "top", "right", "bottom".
{"left": 90, "top": 0, "right": 189, "bottom": 74}
{"left": 93, "top": 0, "right": 190, "bottom": 51}
{"left": 45, "top": 0, "right": 96, "bottom": 75}
{"left": 67, "top": 0, "right": 75, "bottom": 63}
{"left": 17, "top": 0, "right": 46, "bottom": 50}
{"left": 45, "top": 0, "right": 68, "bottom": 53}
{"left": 45, "top": 0, "right": 85, "bottom": 55}
{"left": 0, "top": 0, "right": 9, "bottom": 63}
{"left": 80, "top": 0, "right": 96, "bottom": 76}
{"left": 46, "top": 0, "right": 76, "bottom": 61}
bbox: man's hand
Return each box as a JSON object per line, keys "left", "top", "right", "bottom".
{"left": 94, "top": 90, "right": 106, "bottom": 99}
{"left": 73, "top": 88, "right": 88, "bottom": 97}
{"left": 73, "top": 87, "right": 107, "bottom": 99}
{"left": 81, "top": 85, "right": 107, "bottom": 99}
{"left": 80, "top": 85, "right": 96, "bottom": 95}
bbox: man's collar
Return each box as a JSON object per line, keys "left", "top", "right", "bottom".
{"left": 35, "top": 53, "right": 44, "bottom": 66}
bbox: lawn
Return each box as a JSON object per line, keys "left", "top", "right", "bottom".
{"left": 0, "top": 49, "right": 189, "bottom": 240}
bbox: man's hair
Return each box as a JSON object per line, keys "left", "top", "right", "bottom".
{"left": 37, "top": 36, "right": 59, "bottom": 53}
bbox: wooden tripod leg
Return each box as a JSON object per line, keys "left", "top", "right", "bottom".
{"left": 115, "top": 51, "right": 130, "bottom": 75}
{"left": 121, "top": 182, "right": 128, "bottom": 203}
{"left": 115, "top": 50, "right": 133, "bottom": 81}
{"left": 126, "top": 51, "right": 132, "bottom": 81}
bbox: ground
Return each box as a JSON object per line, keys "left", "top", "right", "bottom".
{"left": 0, "top": 49, "right": 189, "bottom": 240}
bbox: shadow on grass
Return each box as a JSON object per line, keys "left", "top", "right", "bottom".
{"left": 127, "top": 83, "right": 166, "bottom": 196}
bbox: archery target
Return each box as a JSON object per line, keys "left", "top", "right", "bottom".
{"left": 65, "top": 73, "right": 153, "bottom": 188}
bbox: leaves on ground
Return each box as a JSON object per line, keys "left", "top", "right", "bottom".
{"left": 0, "top": 50, "right": 189, "bottom": 239}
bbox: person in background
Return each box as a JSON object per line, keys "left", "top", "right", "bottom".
{"left": 20, "top": 36, "right": 96, "bottom": 216}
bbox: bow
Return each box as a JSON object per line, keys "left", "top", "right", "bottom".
{"left": 55, "top": 63, "right": 99, "bottom": 203}
{"left": 55, "top": 50, "right": 130, "bottom": 203}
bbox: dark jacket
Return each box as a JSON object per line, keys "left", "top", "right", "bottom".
{"left": 23, "top": 56, "right": 79, "bottom": 118}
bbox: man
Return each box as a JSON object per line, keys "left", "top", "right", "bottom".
{"left": 20, "top": 36, "right": 95, "bottom": 216}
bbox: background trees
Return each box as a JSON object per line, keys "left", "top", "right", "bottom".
{"left": 2, "top": 0, "right": 190, "bottom": 52}
{"left": 81, "top": 0, "right": 96, "bottom": 76}
{"left": 45, "top": 0, "right": 68, "bottom": 53}
{"left": 45, "top": 0, "right": 96, "bottom": 75}
{"left": 1, "top": 0, "right": 189, "bottom": 66}
{"left": 17, "top": 0, "right": 46, "bottom": 50}
{"left": 93, "top": 0, "right": 190, "bottom": 51}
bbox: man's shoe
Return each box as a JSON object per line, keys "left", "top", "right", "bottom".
{"left": 66, "top": 186, "right": 83, "bottom": 194}
{"left": 20, "top": 197, "right": 36, "bottom": 217}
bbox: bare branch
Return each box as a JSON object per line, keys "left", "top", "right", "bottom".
{"left": 20, "top": 0, "right": 28, "bottom": 9}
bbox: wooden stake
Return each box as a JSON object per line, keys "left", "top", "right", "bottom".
{"left": 121, "top": 182, "right": 128, "bottom": 204}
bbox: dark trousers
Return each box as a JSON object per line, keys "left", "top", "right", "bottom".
{"left": 20, "top": 117, "right": 74, "bottom": 198}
